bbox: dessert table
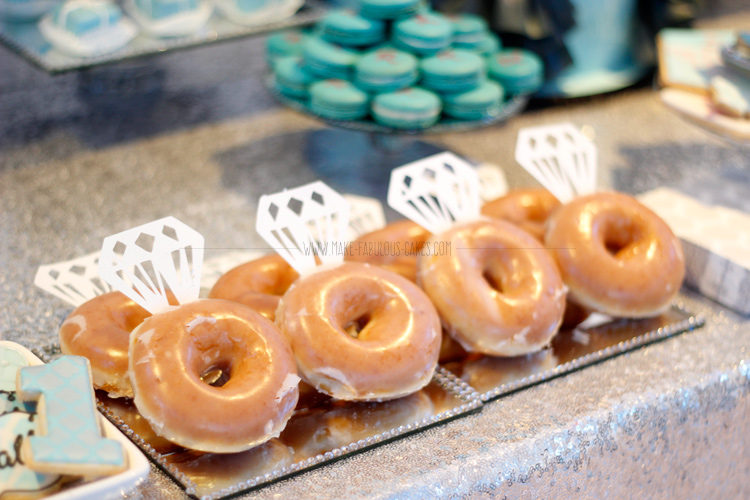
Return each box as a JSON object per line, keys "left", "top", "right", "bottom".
{"left": 1, "top": 2, "right": 749, "bottom": 499}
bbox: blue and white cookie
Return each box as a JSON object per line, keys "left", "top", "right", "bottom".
{"left": 39, "top": 0, "right": 138, "bottom": 57}
{"left": 125, "top": 0, "right": 212, "bottom": 38}
{"left": 214, "top": 0, "right": 303, "bottom": 27}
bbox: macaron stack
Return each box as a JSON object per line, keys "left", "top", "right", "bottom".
{"left": 267, "top": 2, "right": 544, "bottom": 128}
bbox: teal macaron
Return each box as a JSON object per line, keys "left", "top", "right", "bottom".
{"left": 487, "top": 49, "right": 544, "bottom": 95}
{"left": 266, "top": 30, "right": 308, "bottom": 67}
{"left": 302, "top": 36, "right": 360, "bottom": 80}
{"left": 442, "top": 80, "right": 504, "bottom": 120}
{"left": 359, "top": 0, "right": 423, "bottom": 20}
{"left": 354, "top": 47, "right": 418, "bottom": 93}
{"left": 273, "top": 56, "right": 320, "bottom": 100}
{"left": 447, "top": 13, "right": 488, "bottom": 46}
{"left": 320, "top": 10, "right": 385, "bottom": 47}
{"left": 457, "top": 31, "right": 502, "bottom": 56}
{"left": 420, "top": 49, "right": 485, "bottom": 93}
{"left": 371, "top": 87, "right": 442, "bottom": 129}
{"left": 391, "top": 11, "right": 453, "bottom": 56}
{"left": 309, "top": 79, "right": 370, "bottom": 120}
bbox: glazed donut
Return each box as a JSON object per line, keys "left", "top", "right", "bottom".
{"left": 280, "top": 391, "right": 433, "bottom": 461}
{"left": 129, "top": 299, "right": 300, "bottom": 453}
{"left": 345, "top": 220, "right": 431, "bottom": 282}
{"left": 481, "top": 188, "right": 561, "bottom": 241}
{"left": 545, "top": 191, "right": 685, "bottom": 317}
{"left": 276, "top": 262, "right": 441, "bottom": 401}
{"left": 209, "top": 254, "right": 299, "bottom": 320}
{"left": 417, "top": 218, "right": 566, "bottom": 356}
{"left": 60, "top": 291, "right": 150, "bottom": 398}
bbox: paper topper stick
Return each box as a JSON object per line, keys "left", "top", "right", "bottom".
{"left": 256, "top": 181, "right": 350, "bottom": 275}
{"left": 343, "top": 194, "right": 387, "bottom": 241}
{"left": 35, "top": 251, "right": 112, "bottom": 307}
{"left": 475, "top": 162, "right": 509, "bottom": 203}
{"left": 98, "top": 217, "right": 204, "bottom": 314}
{"left": 515, "top": 123, "right": 597, "bottom": 203}
{"left": 387, "top": 152, "right": 481, "bottom": 235}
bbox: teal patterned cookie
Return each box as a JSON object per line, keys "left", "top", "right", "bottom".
{"left": 0, "top": 342, "right": 62, "bottom": 498}
{"left": 18, "top": 356, "right": 127, "bottom": 475}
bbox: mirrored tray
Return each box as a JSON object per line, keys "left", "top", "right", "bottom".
{"left": 442, "top": 303, "right": 704, "bottom": 402}
{"left": 0, "top": 1, "right": 326, "bottom": 73}
{"left": 97, "top": 368, "right": 480, "bottom": 499}
{"left": 267, "top": 74, "right": 530, "bottom": 135}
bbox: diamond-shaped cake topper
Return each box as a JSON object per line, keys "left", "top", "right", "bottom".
{"left": 98, "top": 217, "right": 204, "bottom": 314}
{"left": 35, "top": 251, "right": 113, "bottom": 308}
{"left": 343, "top": 194, "right": 387, "bottom": 241}
{"left": 515, "top": 123, "right": 597, "bottom": 203}
{"left": 256, "top": 181, "right": 350, "bottom": 275}
{"left": 387, "top": 152, "right": 481, "bottom": 234}
{"left": 475, "top": 161, "right": 509, "bottom": 203}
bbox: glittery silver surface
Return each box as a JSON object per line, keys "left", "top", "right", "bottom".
{"left": 2, "top": 4, "right": 750, "bottom": 499}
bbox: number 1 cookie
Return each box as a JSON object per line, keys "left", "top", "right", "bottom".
{"left": 0, "top": 341, "right": 63, "bottom": 499}
{"left": 16, "top": 356, "right": 127, "bottom": 476}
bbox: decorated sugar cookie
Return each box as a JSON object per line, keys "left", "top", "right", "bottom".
{"left": 0, "top": 341, "right": 63, "bottom": 499}
{"left": 710, "top": 74, "right": 750, "bottom": 118}
{"left": 16, "top": 355, "right": 127, "bottom": 476}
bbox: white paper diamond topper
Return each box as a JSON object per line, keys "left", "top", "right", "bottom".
{"left": 475, "top": 161, "right": 509, "bottom": 203}
{"left": 387, "top": 152, "right": 481, "bottom": 234}
{"left": 343, "top": 194, "right": 387, "bottom": 241}
{"left": 256, "top": 181, "right": 350, "bottom": 275}
{"left": 35, "top": 251, "right": 113, "bottom": 307}
{"left": 98, "top": 217, "right": 204, "bottom": 314}
{"left": 515, "top": 123, "right": 597, "bottom": 203}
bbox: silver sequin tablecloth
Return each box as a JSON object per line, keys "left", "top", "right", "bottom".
{"left": 2, "top": 6, "right": 750, "bottom": 498}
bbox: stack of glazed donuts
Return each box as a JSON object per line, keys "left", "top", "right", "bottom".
{"left": 58, "top": 185, "right": 684, "bottom": 458}
{"left": 346, "top": 187, "right": 685, "bottom": 357}
{"left": 60, "top": 248, "right": 442, "bottom": 455}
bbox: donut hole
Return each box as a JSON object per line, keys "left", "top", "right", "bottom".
{"left": 199, "top": 364, "right": 231, "bottom": 388}
{"left": 602, "top": 218, "right": 643, "bottom": 258}
{"left": 482, "top": 268, "right": 504, "bottom": 294}
{"left": 343, "top": 313, "right": 372, "bottom": 339}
